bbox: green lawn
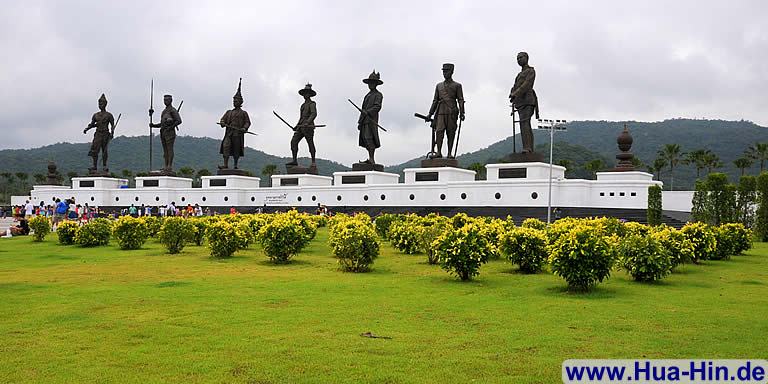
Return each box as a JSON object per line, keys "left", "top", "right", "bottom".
{"left": 0, "top": 229, "right": 766, "bottom": 383}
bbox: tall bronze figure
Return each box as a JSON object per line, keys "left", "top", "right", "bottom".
{"left": 356, "top": 70, "right": 383, "bottom": 168}
{"left": 83, "top": 93, "right": 116, "bottom": 174}
{"left": 287, "top": 84, "right": 318, "bottom": 168}
{"left": 509, "top": 52, "right": 538, "bottom": 154}
{"left": 217, "top": 78, "right": 251, "bottom": 172}
{"left": 427, "top": 63, "right": 465, "bottom": 159}
{"left": 149, "top": 94, "right": 182, "bottom": 173}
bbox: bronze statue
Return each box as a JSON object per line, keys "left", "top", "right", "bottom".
{"left": 217, "top": 78, "right": 251, "bottom": 170}
{"left": 357, "top": 70, "right": 383, "bottom": 165}
{"left": 83, "top": 93, "right": 115, "bottom": 174}
{"left": 426, "top": 63, "right": 465, "bottom": 159}
{"left": 287, "top": 84, "right": 318, "bottom": 167}
{"left": 149, "top": 94, "right": 182, "bottom": 172}
{"left": 509, "top": 52, "right": 538, "bottom": 154}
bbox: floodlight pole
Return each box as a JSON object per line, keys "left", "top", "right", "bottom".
{"left": 538, "top": 119, "right": 567, "bottom": 225}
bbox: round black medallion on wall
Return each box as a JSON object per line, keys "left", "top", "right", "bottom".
{"left": 380, "top": 194, "right": 386, "bottom": 201}
{"left": 115, "top": 197, "right": 119, "bottom": 202}
{"left": 531, "top": 192, "right": 538, "bottom": 199}
{"left": 224, "top": 196, "right": 229, "bottom": 202}
{"left": 364, "top": 195, "right": 369, "bottom": 201}
{"left": 312, "top": 196, "right": 317, "bottom": 201}
{"left": 297, "top": 196, "right": 302, "bottom": 202}
{"left": 409, "top": 194, "right": 415, "bottom": 200}
{"left": 337, "top": 195, "right": 342, "bottom": 201}
{"left": 495, "top": 192, "right": 501, "bottom": 200}
{"left": 461, "top": 193, "right": 467, "bottom": 200}
{"left": 202, "top": 197, "right": 207, "bottom": 202}
{"left": 440, "top": 194, "right": 446, "bottom": 200}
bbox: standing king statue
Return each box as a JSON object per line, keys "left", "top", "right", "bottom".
{"left": 356, "top": 70, "right": 383, "bottom": 167}
{"left": 149, "top": 94, "right": 182, "bottom": 173}
{"left": 509, "top": 52, "right": 539, "bottom": 154}
{"left": 217, "top": 78, "right": 251, "bottom": 172}
{"left": 83, "top": 93, "right": 115, "bottom": 174}
{"left": 287, "top": 84, "right": 318, "bottom": 170}
{"left": 427, "top": 63, "right": 465, "bottom": 159}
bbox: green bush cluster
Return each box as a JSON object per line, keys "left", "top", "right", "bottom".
{"left": 618, "top": 234, "right": 672, "bottom": 282}
{"left": 500, "top": 227, "right": 548, "bottom": 273}
{"left": 75, "top": 218, "right": 112, "bottom": 247}
{"left": 374, "top": 213, "right": 403, "bottom": 239}
{"left": 680, "top": 222, "right": 718, "bottom": 263}
{"left": 548, "top": 225, "right": 614, "bottom": 291}
{"left": 389, "top": 216, "right": 422, "bottom": 254}
{"left": 206, "top": 220, "right": 248, "bottom": 259}
{"left": 434, "top": 222, "right": 493, "bottom": 281}
{"left": 258, "top": 211, "right": 315, "bottom": 263}
{"left": 141, "top": 216, "right": 164, "bottom": 237}
{"left": 328, "top": 213, "right": 379, "bottom": 272}
{"left": 417, "top": 216, "right": 451, "bottom": 264}
{"left": 189, "top": 218, "right": 209, "bottom": 246}
{"left": 57, "top": 221, "right": 79, "bottom": 245}
{"left": 521, "top": 217, "right": 546, "bottom": 231}
{"left": 158, "top": 217, "right": 195, "bottom": 254}
{"left": 28, "top": 215, "right": 51, "bottom": 242}
{"left": 112, "top": 216, "right": 149, "bottom": 250}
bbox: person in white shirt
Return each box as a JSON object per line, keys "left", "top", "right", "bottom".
{"left": 24, "top": 201, "right": 34, "bottom": 217}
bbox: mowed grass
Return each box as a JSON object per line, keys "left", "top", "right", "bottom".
{"left": 0, "top": 229, "right": 767, "bottom": 383}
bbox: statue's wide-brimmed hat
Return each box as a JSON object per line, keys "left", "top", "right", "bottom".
{"left": 298, "top": 83, "right": 316, "bottom": 97}
{"left": 233, "top": 78, "right": 243, "bottom": 100}
{"left": 98, "top": 93, "right": 107, "bottom": 103}
{"left": 363, "top": 70, "right": 383, "bottom": 85}
{"left": 442, "top": 63, "right": 454, "bottom": 71}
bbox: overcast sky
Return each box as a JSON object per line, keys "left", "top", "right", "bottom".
{"left": 1, "top": 0, "right": 766, "bottom": 166}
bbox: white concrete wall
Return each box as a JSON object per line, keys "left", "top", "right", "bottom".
{"left": 663, "top": 191, "right": 694, "bottom": 212}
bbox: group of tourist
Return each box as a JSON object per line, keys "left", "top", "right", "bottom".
{"left": 120, "top": 202, "right": 211, "bottom": 218}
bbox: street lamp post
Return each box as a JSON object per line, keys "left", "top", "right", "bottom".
{"left": 535, "top": 119, "right": 568, "bottom": 224}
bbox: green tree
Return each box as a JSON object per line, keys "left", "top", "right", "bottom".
{"left": 737, "top": 175, "right": 757, "bottom": 227}
{"left": 583, "top": 159, "right": 606, "bottom": 179}
{"left": 652, "top": 157, "right": 667, "bottom": 181}
{"left": 33, "top": 173, "right": 46, "bottom": 184}
{"left": 747, "top": 142, "right": 768, "bottom": 172}
{"left": 467, "top": 162, "right": 486, "bottom": 180}
{"left": 66, "top": 171, "right": 78, "bottom": 181}
{"left": 178, "top": 167, "right": 195, "bottom": 179}
{"left": 121, "top": 169, "right": 133, "bottom": 179}
{"left": 261, "top": 164, "right": 278, "bottom": 179}
{"left": 755, "top": 172, "right": 768, "bottom": 241}
{"left": 630, "top": 157, "right": 646, "bottom": 171}
{"left": 556, "top": 159, "right": 573, "bottom": 177}
{"left": 196, "top": 168, "right": 212, "bottom": 178}
{"left": 684, "top": 149, "right": 710, "bottom": 178}
{"left": 733, "top": 157, "right": 754, "bottom": 176}
{"left": 658, "top": 144, "right": 683, "bottom": 191}
{"left": 647, "top": 185, "right": 662, "bottom": 226}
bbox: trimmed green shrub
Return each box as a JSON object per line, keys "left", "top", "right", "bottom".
{"left": 651, "top": 226, "right": 694, "bottom": 269}
{"left": 521, "top": 217, "right": 547, "bottom": 230}
{"left": 206, "top": 220, "right": 246, "bottom": 258}
{"left": 720, "top": 223, "right": 753, "bottom": 255}
{"left": 158, "top": 217, "right": 195, "bottom": 254}
{"left": 57, "top": 221, "right": 79, "bottom": 245}
{"left": 112, "top": 215, "right": 149, "bottom": 250}
{"left": 141, "top": 216, "right": 164, "bottom": 237}
{"left": 434, "top": 222, "right": 492, "bottom": 281}
{"left": 451, "top": 213, "right": 473, "bottom": 229}
{"left": 29, "top": 215, "right": 51, "bottom": 242}
{"left": 680, "top": 222, "right": 717, "bottom": 263}
{"left": 500, "top": 227, "right": 548, "bottom": 273}
{"left": 548, "top": 225, "right": 614, "bottom": 291}
{"left": 707, "top": 173, "right": 738, "bottom": 225}
{"left": 618, "top": 234, "right": 672, "bottom": 282}
{"left": 755, "top": 172, "right": 768, "bottom": 241}
{"left": 418, "top": 216, "right": 451, "bottom": 264}
{"left": 389, "top": 219, "right": 421, "bottom": 254}
{"left": 691, "top": 179, "right": 711, "bottom": 224}
{"left": 622, "top": 221, "right": 650, "bottom": 236}
{"left": 737, "top": 175, "right": 757, "bottom": 227}
{"left": 258, "top": 213, "right": 308, "bottom": 263}
{"left": 374, "top": 213, "right": 403, "bottom": 240}
{"left": 189, "top": 218, "right": 209, "bottom": 246}
{"left": 75, "top": 218, "right": 112, "bottom": 247}
{"left": 647, "top": 185, "right": 663, "bottom": 226}
{"left": 328, "top": 215, "right": 380, "bottom": 272}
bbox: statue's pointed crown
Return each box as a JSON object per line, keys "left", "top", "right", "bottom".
{"left": 233, "top": 78, "right": 243, "bottom": 100}
{"left": 98, "top": 93, "right": 107, "bottom": 103}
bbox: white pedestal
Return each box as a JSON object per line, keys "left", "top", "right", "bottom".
{"left": 596, "top": 171, "right": 654, "bottom": 182}
{"left": 202, "top": 175, "right": 261, "bottom": 189}
{"left": 71, "top": 177, "right": 128, "bottom": 189}
{"left": 332, "top": 171, "right": 400, "bottom": 186}
{"left": 135, "top": 176, "right": 192, "bottom": 188}
{"left": 486, "top": 162, "right": 565, "bottom": 181}
{"left": 271, "top": 174, "right": 333, "bottom": 187}
{"left": 403, "top": 167, "right": 475, "bottom": 184}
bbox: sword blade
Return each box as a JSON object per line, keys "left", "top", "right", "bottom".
{"left": 349, "top": 99, "right": 388, "bottom": 132}
{"left": 272, "top": 111, "right": 295, "bottom": 130}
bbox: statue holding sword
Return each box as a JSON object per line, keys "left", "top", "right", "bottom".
{"left": 273, "top": 83, "right": 322, "bottom": 173}
{"left": 347, "top": 70, "right": 385, "bottom": 170}
{"left": 83, "top": 93, "right": 119, "bottom": 175}
{"left": 216, "top": 78, "right": 251, "bottom": 172}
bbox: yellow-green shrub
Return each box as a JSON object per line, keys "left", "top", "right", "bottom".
{"left": 75, "top": 218, "right": 112, "bottom": 247}
{"left": 189, "top": 218, "right": 209, "bottom": 246}
{"left": 720, "top": 223, "right": 753, "bottom": 255}
{"left": 158, "top": 217, "right": 195, "bottom": 254}
{"left": 29, "top": 215, "right": 50, "bottom": 242}
{"left": 389, "top": 218, "right": 421, "bottom": 254}
{"left": 680, "top": 222, "right": 717, "bottom": 263}
{"left": 112, "top": 215, "right": 149, "bottom": 250}
{"left": 328, "top": 214, "right": 380, "bottom": 272}
{"left": 374, "top": 213, "right": 404, "bottom": 239}
{"left": 434, "top": 222, "right": 492, "bottom": 281}
{"left": 141, "top": 216, "right": 164, "bottom": 237}
{"left": 418, "top": 216, "right": 451, "bottom": 264}
{"left": 206, "top": 220, "right": 247, "bottom": 258}
{"left": 258, "top": 213, "right": 309, "bottom": 263}
{"left": 651, "top": 226, "right": 694, "bottom": 268}
{"left": 57, "top": 221, "right": 79, "bottom": 245}
{"left": 500, "top": 227, "right": 548, "bottom": 273}
{"left": 521, "top": 217, "right": 547, "bottom": 230}
{"left": 618, "top": 233, "right": 672, "bottom": 281}
{"left": 548, "top": 225, "right": 614, "bottom": 291}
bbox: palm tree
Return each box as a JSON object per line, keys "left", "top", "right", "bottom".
{"left": 746, "top": 142, "right": 768, "bottom": 172}
{"left": 467, "top": 162, "right": 486, "bottom": 180}
{"left": 652, "top": 157, "right": 667, "bottom": 182}
{"left": 658, "top": 144, "right": 683, "bottom": 191}
{"left": 684, "top": 149, "right": 710, "bottom": 179}
{"left": 583, "top": 159, "right": 606, "bottom": 179}
{"left": 178, "top": 167, "right": 195, "bottom": 179}
{"left": 703, "top": 152, "right": 722, "bottom": 174}
{"left": 261, "top": 164, "right": 278, "bottom": 179}
{"left": 733, "top": 157, "right": 754, "bottom": 176}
